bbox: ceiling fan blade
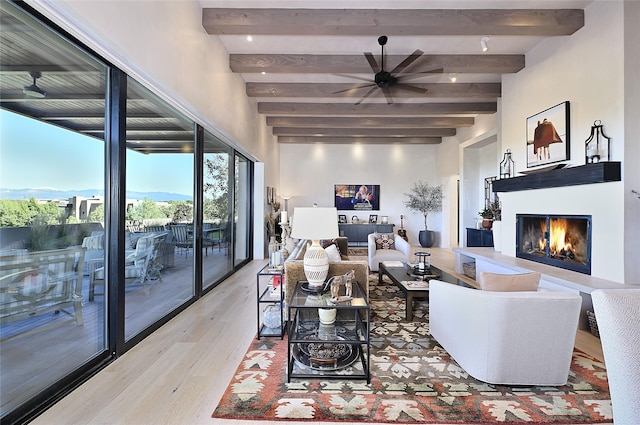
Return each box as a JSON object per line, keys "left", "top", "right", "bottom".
{"left": 355, "top": 86, "right": 379, "bottom": 105}
{"left": 332, "top": 73, "right": 375, "bottom": 83}
{"left": 381, "top": 87, "right": 394, "bottom": 105}
{"left": 390, "top": 49, "right": 424, "bottom": 75}
{"left": 393, "top": 83, "right": 428, "bottom": 94}
{"left": 397, "top": 68, "right": 445, "bottom": 82}
{"left": 364, "top": 52, "right": 380, "bottom": 73}
{"left": 332, "top": 83, "right": 376, "bottom": 95}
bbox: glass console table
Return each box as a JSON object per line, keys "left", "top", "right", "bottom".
{"left": 287, "top": 279, "right": 370, "bottom": 382}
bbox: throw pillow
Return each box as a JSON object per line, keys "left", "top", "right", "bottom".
{"left": 375, "top": 233, "right": 395, "bottom": 250}
{"left": 325, "top": 244, "right": 342, "bottom": 263}
{"left": 321, "top": 238, "right": 349, "bottom": 260}
{"left": 479, "top": 272, "right": 541, "bottom": 292}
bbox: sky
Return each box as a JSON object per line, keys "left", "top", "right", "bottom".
{"left": 0, "top": 109, "right": 193, "bottom": 196}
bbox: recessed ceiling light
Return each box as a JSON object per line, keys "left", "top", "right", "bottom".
{"left": 246, "top": 35, "right": 253, "bottom": 42}
{"left": 261, "top": 71, "right": 266, "bottom": 75}
{"left": 448, "top": 73, "right": 457, "bottom": 83}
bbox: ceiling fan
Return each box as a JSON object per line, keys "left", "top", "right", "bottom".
{"left": 23, "top": 71, "right": 46, "bottom": 98}
{"left": 334, "top": 35, "right": 442, "bottom": 105}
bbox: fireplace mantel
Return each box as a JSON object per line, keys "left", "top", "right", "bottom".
{"left": 492, "top": 162, "right": 621, "bottom": 193}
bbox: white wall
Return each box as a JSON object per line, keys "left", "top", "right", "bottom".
{"left": 500, "top": 1, "right": 626, "bottom": 282}
{"left": 280, "top": 143, "right": 453, "bottom": 247}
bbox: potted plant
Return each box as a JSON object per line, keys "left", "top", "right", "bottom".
{"left": 404, "top": 181, "right": 443, "bottom": 247}
{"left": 478, "top": 207, "right": 494, "bottom": 229}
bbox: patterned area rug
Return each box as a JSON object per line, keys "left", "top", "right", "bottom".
{"left": 212, "top": 274, "right": 612, "bottom": 423}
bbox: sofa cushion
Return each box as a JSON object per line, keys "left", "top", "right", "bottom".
{"left": 325, "top": 244, "right": 342, "bottom": 263}
{"left": 479, "top": 272, "right": 541, "bottom": 292}
{"left": 375, "top": 233, "right": 395, "bottom": 250}
{"left": 321, "top": 237, "right": 349, "bottom": 260}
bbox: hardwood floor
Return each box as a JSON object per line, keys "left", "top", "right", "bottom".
{"left": 30, "top": 248, "right": 604, "bottom": 425}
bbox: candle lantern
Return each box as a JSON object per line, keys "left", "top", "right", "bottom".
{"left": 268, "top": 240, "right": 283, "bottom": 269}
{"left": 414, "top": 251, "right": 431, "bottom": 274}
{"left": 584, "top": 120, "right": 611, "bottom": 163}
{"left": 499, "top": 149, "right": 515, "bottom": 179}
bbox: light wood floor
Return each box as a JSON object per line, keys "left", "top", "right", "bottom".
{"left": 31, "top": 248, "right": 604, "bottom": 425}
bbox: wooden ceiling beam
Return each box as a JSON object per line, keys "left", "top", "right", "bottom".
{"left": 203, "top": 8, "right": 584, "bottom": 36}
{"left": 230, "top": 54, "right": 524, "bottom": 74}
{"left": 258, "top": 102, "right": 496, "bottom": 115}
{"left": 247, "top": 82, "right": 501, "bottom": 98}
{"left": 272, "top": 127, "right": 455, "bottom": 137}
{"left": 278, "top": 136, "right": 442, "bottom": 144}
{"left": 266, "top": 116, "right": 473, "bottom": 128}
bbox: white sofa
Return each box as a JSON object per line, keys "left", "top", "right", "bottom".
{"left": 367, "top": 233, "right": 411, "bottom": 272}
{"left": 429, "top": 279, "right": 582, "bottom": 385}
{"left": 591, "top": 288, "right": 640, "bottom": 425}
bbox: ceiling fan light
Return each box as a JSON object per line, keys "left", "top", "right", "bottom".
{"left": 23, "top": 84, "right": 46, "bottom": 98}
{"left": 481, "top": 37, "right": 490, "bottom": 52}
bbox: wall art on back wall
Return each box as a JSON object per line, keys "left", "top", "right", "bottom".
{"left": 526, "top": 101, "right": 570, "bottom": 168}
{"left": 334, "top": 184, "right": 380, "bottom": 211}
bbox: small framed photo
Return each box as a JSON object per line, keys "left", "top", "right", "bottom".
{"left": 338, "top": 214, "right": 347, "bottom": 224}
{"left": 380, "top": 215, "right": 389, "bottom": 224}
{"left": 369, "top": 214, "right": 378, "bottom": 224}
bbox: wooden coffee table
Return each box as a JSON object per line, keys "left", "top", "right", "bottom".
{"left": 378, "top": 261, "right": 472, "bottom": 320}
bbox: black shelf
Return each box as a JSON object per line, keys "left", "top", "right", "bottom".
{"left": 493, "top": 162, "right": 621, "bottom": 193}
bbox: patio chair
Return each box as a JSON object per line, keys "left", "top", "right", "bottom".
{"left": 170, "top": 225, "right": 193, "bottom": 256}
{"left": 89, "top": 234, "right": 157, "bottom": 301}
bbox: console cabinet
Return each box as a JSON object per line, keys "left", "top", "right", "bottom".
{"left": 339, "top": 223, "right": 394, "bottom": 246}
{"left": 466, "top": 228, "right": 493, "bottom": 247}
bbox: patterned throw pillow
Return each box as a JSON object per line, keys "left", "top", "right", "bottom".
{"left": 375, "top": 233, "right": 395, "bottom": 250}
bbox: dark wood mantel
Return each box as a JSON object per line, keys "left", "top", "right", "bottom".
{"left": 493, "top": 162, "right": 621, "bottom": 192}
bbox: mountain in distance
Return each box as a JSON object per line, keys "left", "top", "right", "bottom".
{"left": 0, "top": 187, "right": 192, "bottom": 202}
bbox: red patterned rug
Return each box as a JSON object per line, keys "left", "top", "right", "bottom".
{"left": 212, "top": 275, "right": 612, "bottom": 423}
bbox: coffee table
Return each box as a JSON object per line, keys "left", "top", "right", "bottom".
{"left": 378, "top": 261, "right": 473, "bottom": 320}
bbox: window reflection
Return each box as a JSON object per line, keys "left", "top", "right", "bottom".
{"left": 123, "top": 79, "right": 195, "bottom": 340}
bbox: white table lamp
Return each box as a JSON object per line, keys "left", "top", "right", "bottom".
{"left": 291, "top": 207, "right": 339, "bottom": 288}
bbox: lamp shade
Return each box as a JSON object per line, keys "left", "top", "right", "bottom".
{"left": 291, "top": 207, "right": 339, "bottom": 241}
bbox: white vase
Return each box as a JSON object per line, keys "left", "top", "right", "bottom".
{"left": 492, "top": 220, "right": 502, "bottom": 252}
{"left": 318, "top": 308, "right": 336, "bottom": 325}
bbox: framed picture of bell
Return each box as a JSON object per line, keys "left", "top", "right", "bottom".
{"left": 526, "top": 101, "right": 570, "bottom": 168}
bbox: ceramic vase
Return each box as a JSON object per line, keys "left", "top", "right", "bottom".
{"left": 418, "top": 230, "right": 436, "bottom": 247}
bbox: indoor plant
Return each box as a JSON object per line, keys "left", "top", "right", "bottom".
{"left": 404, "top": 181, "right": 443, "bottom": 247}
{"left": 478, "top": 207, "right": 494, "bottom": 229}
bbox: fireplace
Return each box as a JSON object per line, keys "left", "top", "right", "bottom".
{"left": 516, "top": 214, "right": 592, "bottom": 275}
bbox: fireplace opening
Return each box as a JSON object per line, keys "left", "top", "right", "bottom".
{"left": 516, "top": 214, "right": 591, "bottom": 275}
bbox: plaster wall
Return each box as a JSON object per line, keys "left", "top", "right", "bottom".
{"left": 280, "top": 143, "right": 449, "bottom": 247}
{"left": 500, "top": 0, "right": 626, "bottom": 282}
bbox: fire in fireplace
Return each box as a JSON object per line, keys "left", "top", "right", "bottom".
{"left": 516, "top": 214, "right": 592, "bottom": 274}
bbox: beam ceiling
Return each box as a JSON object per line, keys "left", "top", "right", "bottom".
{"left": 202, "top": 6, "right": 584, "bottom": 144}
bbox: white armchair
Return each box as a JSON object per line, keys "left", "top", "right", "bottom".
{"left": 591, "top": 288, "right": 640, "bottom": 425}
{"left": 429, "top": 279, "right": 582, "bottom": 385}
{"left": 367, "top": 233, "right": 411, "bottom": 272}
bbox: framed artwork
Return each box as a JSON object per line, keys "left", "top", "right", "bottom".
{"left": 526, "top": 101, "right": 570, "bottom": 168}
{"left": 334, "top": 184, "right": 380, "bottom": 211}
{"left": 338, "top": 214, "right": 347, "bottom": 224}
{"left": 369, "top": 214, "right": 378, "bottom": 224}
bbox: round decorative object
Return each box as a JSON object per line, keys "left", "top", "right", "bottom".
{"left": 293, "top": 334, "right": 360, "bottom": 371}
{"left": 418, "top": 230, "right": 435, "bottom": 247}
{"left": 263, "top": 304, "right": 281, "bottom": 328}
{"left": 318, "top": 307, "right": 336, "bottom": 324}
